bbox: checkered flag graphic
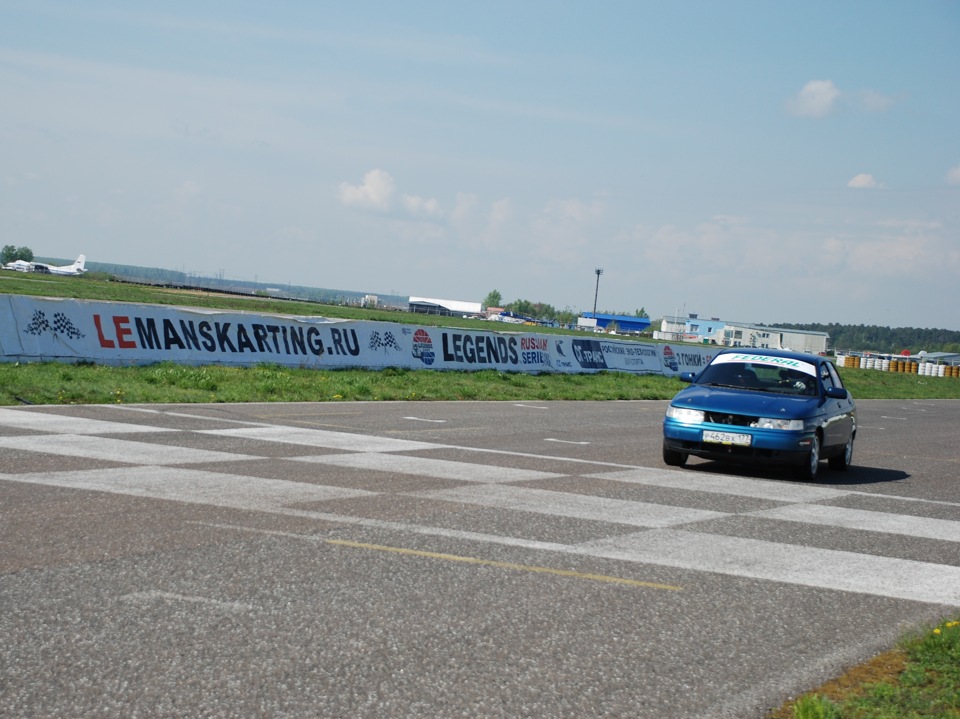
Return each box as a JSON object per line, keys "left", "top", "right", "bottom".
{"left": 22, "top": 310, "right": 52, "bottom": 336}
{"left": 369, "top": 331, "right": 402, "bottom": 353}
{"left": 52, "top": 312, "right": 86, "bottom": 340}
{"left": 22, "top": 310, "right": 85, "bottom": 340}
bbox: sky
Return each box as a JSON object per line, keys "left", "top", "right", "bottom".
{"left": 2, "top": 1, "right": 959, "bottom": 329}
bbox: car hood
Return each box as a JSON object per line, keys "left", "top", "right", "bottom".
{"left": 670, "top": 384, "right": 822, "bottom": 419}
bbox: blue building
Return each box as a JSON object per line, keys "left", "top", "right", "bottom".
{"left": 579, "top": 312, "right": 651, "bottom": 334}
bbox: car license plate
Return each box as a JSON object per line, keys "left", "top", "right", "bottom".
{"left": 702, "top": 430, "right": 752, "bottom": 446}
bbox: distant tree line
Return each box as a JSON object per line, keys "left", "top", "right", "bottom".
{"left": 767, "top": 322, "right": 960, "bottom": 354}
{"left": 483, "top": 289, "right": 648, "bottom": 327}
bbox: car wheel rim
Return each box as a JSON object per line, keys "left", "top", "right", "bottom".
{"left": 845, "top": 439, "right": 853, "bottom": 465}
{"left": 809, "top": 437, "right": 820, "bottom": 476}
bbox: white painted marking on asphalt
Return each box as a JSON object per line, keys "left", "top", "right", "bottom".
{"left": 4, "top": 463, "right": 959, "bottom": 606}
{"left": 595, "top": 467, "right": 851, "bottom": 503}
{"left": 1, "top": 466, "right": 373, "bottom": 510}
{"left": 577, "top": 529, "right": 960, "bottom": 606}
{"left": 545, "top": 438, "right": 590, "bottom": 445}
{"left": 119, "top": 591, "right": 255, "bottom": 612}
{"left": 201, "top": 426, "right": 439, "bottom": 453}
{"left": 5, "top": 410, "right": 960, "bottom": 607}
{"left": 416, "top": 485, "right": 727, "bottom": 527}
{"left": 880, "top": 416, "right": 907, "bottom": 420}
{"left": 0, "top": 408, "right": 175, "bottom": 435}
{"left": 195, "top": 518, "right": 576, "bottom": 555}
{"left": 444, "top": 443, "right": 637, "bottom": 469}
{"left": 751, "top": 504, "right": 960, "bottom": 543}
{"left": 514, "top": 404, "right": 547, "bottom": 409}
{"left": 403, "top": 417, "right": 447, "bottom": 423}
{"left": 113, "top": 406, "right": 269, "bottom": 426}
{"left": 295, "top": 452, "right": 562, "bottom": 483}
{"left": 0, "top": 434, "right": 256, "bottom": 465}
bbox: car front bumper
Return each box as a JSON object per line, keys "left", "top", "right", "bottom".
{"left": 663, "top": 419, "right": 815, "bottom": 466}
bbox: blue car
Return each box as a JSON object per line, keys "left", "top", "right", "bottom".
{"left": 662, "top": 348, "right": 856, "bottom": 480}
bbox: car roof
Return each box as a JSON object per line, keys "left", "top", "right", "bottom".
{"left": 714, "top": 348, "right": 826, "bottom": 364}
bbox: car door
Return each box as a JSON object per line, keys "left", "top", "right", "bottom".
{"left": 819, "top": 361, "right": 855, "bottom": 449}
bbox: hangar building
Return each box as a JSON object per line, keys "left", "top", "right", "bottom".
{"left": 408, "top": 297, "right": 483, "bottom": 317}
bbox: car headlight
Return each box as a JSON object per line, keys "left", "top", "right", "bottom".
{"left": 666, "top": 406, "right": 705, "bottom": 424}
{"left": 750, "top": 417, "right": 804, "bottom": 430}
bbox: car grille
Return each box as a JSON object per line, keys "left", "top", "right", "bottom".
{"left": 704, "top": 411, "right": 757, "bottom": 427}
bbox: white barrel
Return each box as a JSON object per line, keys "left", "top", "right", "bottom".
{"left": 938, "top": 364, "right": 946, "bottom": 377}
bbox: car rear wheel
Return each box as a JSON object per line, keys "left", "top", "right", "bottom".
{"left": 796, "top": 434, "right": 820, "bottom": 481}
{"left": 662, "top": 444, "right": 688, "bottom": 467}
{"left": 828, "top": 436, "right": 854, "bottom": 471}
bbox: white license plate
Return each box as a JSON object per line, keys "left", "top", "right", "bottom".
{"left": 702, "top": 430, "right": 752, "bottom": 446}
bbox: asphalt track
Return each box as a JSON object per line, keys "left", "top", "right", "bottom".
{"left": 1, "top": 399, "right": 958, "bottom": 718}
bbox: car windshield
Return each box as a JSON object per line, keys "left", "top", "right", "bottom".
{"left": 697, "top": 359, "right": 818, "bottom": 396}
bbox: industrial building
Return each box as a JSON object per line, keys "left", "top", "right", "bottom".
{"left": 654, "top": 314, "right": 830, "bottom": 354}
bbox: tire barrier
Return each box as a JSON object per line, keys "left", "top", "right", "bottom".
{"left": 835, "top": 354, "right": 958, "bottom": 378}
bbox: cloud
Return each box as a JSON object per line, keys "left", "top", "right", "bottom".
{"left": 847, "top": 173, "right": 883, "bottom": 189}
{"left": 338, "top": 170, "right": 443, "bottom": 220}
{"left": 858, "top": 89, "right": 894, "bottom": 113}
{"left": 446, "top": 193, "right": 516, "bottom": 252}
{"left": 337, "top": 169, "right": 395, "bottom": 210}
{"left": 786, "top": 80, "right": 841, "bottom": 118}
{"left": 489, "top": 198, "right": 512, "bottom": 225}
{"left": 402, "top": 194, "right": 442, "bottom": 218}
{"left": 176, "top": 179, "right": 202, "bottom": 197}
{"left": 947, "top": 165, "right": 960, "bottom": 186}
{"left": 528, "top": 197, "right": 607, "bottom": 263}
{"left": 543, "top": 197, "right": 605, "bottom": 223}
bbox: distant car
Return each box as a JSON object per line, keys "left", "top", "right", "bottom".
{"left": 662, "top": 348, "right": 856, "bottom": 480}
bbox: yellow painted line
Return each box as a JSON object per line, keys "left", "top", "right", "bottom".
{"left": 325, "top": 539, "right": 682, "bottom": 592}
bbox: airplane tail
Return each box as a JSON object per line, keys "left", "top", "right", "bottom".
{"left": 73, "top": 255, "right": 86, "bottom": 272}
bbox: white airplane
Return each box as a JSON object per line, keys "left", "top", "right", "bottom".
{"left": 33, "top": 255, "right": 87, "bottom": 275}
{"left": 3, "top": 255, "right": 87, "bottom": 275}
{"left": 2, "top": 259, "right": 35, "bottom": 272}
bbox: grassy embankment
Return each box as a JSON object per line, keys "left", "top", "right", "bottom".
{"left": 2, "top": 272, "right": 959, "bottom": 717}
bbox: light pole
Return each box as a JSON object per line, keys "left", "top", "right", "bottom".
{"left": 593, "top": 267, "right": 603, "bottom": 316}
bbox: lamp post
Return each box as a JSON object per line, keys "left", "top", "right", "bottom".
{"left": 593, "top": 267, "right": 603, "bottom": 317}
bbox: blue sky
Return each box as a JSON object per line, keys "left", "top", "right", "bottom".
{"left": 2, "top": 1, "right": 958, "bottom": 329}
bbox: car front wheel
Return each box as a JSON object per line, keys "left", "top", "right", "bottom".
{"left": 663, "top": 444, "right": 688, "bottom": 467}
{"left": 796, "top": 434, "right": 820, "bottom": 481}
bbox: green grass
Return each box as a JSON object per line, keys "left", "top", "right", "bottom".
{"left": 4, "top": 271, "right": 960, "bottom": 716}
{"left": 2, "top": 358, "right": 958, "bottom": 407}
{"left": 0, "top": 362, "right": 693, "bottom": 406}
{"left": 782, "top": 618, "right": 960, "bottom": 718}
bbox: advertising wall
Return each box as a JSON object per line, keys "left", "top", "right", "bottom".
{"left": 0, "top": 295, "right": 715, "bottom": 377}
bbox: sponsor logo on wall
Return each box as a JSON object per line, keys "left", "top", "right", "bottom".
{"left": 662, "top": 345, "right": 679, "bottom": 371}
{"left": 571, "top": 339, "right": 608, "bottom": 369}
{"left": 412, "top": 328, "right": 435, "bottom": 366}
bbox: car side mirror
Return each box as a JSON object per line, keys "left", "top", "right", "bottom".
{"left": 679, "top": 372, "right": 696, "bottom": 383}
{"left": 825, "top": 386, "right": 848, "bottom": 399}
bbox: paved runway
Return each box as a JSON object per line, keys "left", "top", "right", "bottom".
{"left": 2, "top": 399, "right": 958, "bottom": 717}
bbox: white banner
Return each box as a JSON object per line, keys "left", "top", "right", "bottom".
{"left": 658, "top": 342, "right": 718, "bottom": 377}
{"left": 0, "top": 295, "right": 711, "bottom": 375}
